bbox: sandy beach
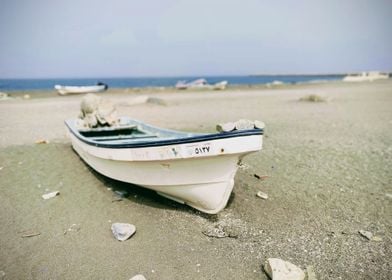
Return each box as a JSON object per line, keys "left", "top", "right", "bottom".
{"left": 0, "top": 81, "right": 391, "bottom": 279}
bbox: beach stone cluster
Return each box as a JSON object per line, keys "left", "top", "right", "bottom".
{"left": 216, "top": 119, "right": 265, "bottom": 132}
{"left": 77, "top": 93, "right": 119, "bottom": 128}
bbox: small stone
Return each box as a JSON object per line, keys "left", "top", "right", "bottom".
{"left": 23, "top": 94, "right": 30, "bottom": 99}
{"left": 254, "top": 120, "right": 265, "bottom": 129}
{"left": 385, "top": 193, "right": 392, "bottom": 199}
{"left": 0, "top": 270, "right": 5, "bottom": 278}
{"left": 264, "top": 258, "right": 305, "bottom": 280}
{"left": 256, "top": 191, "right": 268, "bottom": 200}
{"left": 129, "top": 274, "right": 146, "bottom": 280}
{"left": 202, "top": 221, "right": 239, "bottom": 239}
{"left": 64, "top": 224, "right": 81, "bottom": 235}
{"left": 216, "top": 122, "right": 236, "bottom": 132}
{"left": 238, "top": 162, "right": 250, "bottom": 170}
{"left": 359, "top": 230, "right": 373, "bottom": 240}
{"left": 114, "top": 190, "right": 129, "bottom": 198}
{"left": 35, "top": 139, "right": 49, "bottom": 144}
{"left": 111, "top": 223, "right": 136, "bottom": 241}
{"left": 235, "top": 119, "right": 254, "bottom": 130}
{"left": 202, "top": 224, "right": 228, "bottom": 238}
{"left": 371, "top": 236, "right": 383, "bottom": 242}
{"left": 42, "top": 191, "right": 60, "bottom": 200}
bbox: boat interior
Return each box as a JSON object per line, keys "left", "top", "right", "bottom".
{"left": 74, "top": 119, "right": 197, "bottom": 145}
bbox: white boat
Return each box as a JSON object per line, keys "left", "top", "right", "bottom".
{"left": 343, "top": 71, "right": 389, "bottom": 82}
{"left": 175, "top": 79, "right": 228, "bottom": 90}
{"left": 213, "top": 80, "right": 228, "bottom": 90}
{"left": 54, "top": 82, "right": 108, "bottom": 95}
{"left": 65, "top": 117, "right": 263, "bottom": 214}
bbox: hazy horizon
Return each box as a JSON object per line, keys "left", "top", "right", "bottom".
{"left": 0, "top": 72, "right": 364, "bottom": 80}
{"left": 1, "top": 0, "right": 392, "bottom": 79}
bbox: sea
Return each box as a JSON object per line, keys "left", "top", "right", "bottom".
{"left": 0, "top": 75, "right": 345, "bottom": 91}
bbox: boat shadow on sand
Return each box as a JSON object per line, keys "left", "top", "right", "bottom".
{"left": 84, "top": 162, "right": 235, "bottom": 219}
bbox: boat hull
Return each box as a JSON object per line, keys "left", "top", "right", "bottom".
{"left": 54, "top": 85, "right": 107, "bottom": 95}
{"left": 67, "top": 126, "right": 262, "bottom": 214}
{"left": 343, "top": 72, "right": 389, "bottom": 82}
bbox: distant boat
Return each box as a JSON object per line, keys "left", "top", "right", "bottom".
{"left": 343, "top": 71, "right": 389, "bottom": 82}
{"left": 213, "top": 80, "right": 228, "bottom": 90}
{"left": 65, "top": 117, "right": 263, "bottom": 214}
{"left": 54, "top": 82, "right": 108, "bottom": 95}
{"left": 175, "top": 79, "right": 228, "bottom": 90}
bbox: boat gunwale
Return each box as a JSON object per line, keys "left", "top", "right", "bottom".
{"left": 65, "top": 119, "right": 263, "bottom": 149}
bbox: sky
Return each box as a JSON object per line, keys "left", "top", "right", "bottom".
{"left": 0, "top": 0, "right": 391, "bottom": 78}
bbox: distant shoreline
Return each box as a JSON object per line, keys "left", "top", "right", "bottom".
{"left": 0, "top": 75, "right": 347, "bottom": 92}
{"left": 4, "top": 79, "right": 391, "bottom": 100}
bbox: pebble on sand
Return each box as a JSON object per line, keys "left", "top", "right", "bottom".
{"left": 42, "top": 191, "right": 60, "bottom": 200}
{"left": 358, "top": 229, "right": 373, "bottom": 240}
{"left": 111, "top": 223, "right": 136, "bottom": 241}
{"left": 371, "top": 236, "right": 383, "bottom": 242}
{"left": 256, "top": 191, "right": 268, "bottom": 200}
{"left": 35, "top": 139, "right": 49, "bottom": 144}
{"left": 264, "top": 258, "right": 305, "bottom": 280}
{"left": 129, "top": 274, "right": 146, "bottom": 280}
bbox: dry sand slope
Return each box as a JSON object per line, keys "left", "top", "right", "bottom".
{"left": 0, "top": 81, "right": 391, "bottom": 280}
